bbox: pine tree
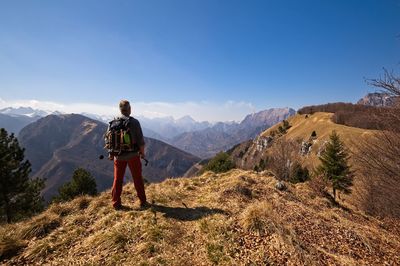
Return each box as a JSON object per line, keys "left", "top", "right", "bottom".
{"left": 0, "top": 128, "right": 45, "bottom": 223}
{"left": 53, "top": 168, "right": 97, "bottom": 202}
{"left": 317, "top": 131, "right": 353, "bottom": 201}
{"left": 311, "top": 131, "right": 317, "bottom": 138}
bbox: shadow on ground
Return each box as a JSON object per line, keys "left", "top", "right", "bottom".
{"left": 150, "top": 204, "right": 228, "bottom": 221}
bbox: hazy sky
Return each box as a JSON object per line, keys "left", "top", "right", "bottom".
{"left": 0, "top": 0, "right": 399, "bottom": 121}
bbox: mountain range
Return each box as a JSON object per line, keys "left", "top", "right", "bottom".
{"left": 0, "top": 107, "right": 60, "bottom": 135}
{"left": 0, "top": 106, "right": 297, "bottom": 158}
{"left": 2, "top": 94, "right": 399, "bottom": 265}
{"left": 0, "top": 106, "right": 53, "bottom": 117}
{"left": 18, "top": 114, "right": 200, "bottom": 200}
{"left": 170, "top": 108, "right": 296, "bottom": 158}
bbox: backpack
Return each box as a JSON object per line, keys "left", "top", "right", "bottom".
{"left": 104, "top": 117, "right": 136, "bottom": 156}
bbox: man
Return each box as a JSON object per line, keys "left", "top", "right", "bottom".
{"left": 110, "top": 100, "right": 149, "bottom": 210}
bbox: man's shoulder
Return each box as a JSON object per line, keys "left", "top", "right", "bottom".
{"left": 112, "top": 115, "right": 141, "bottom": 126}
{"left": 128, "top": 117, "right": 143, "bottom": 129}
{"left": 129, "top": 117, "right": 140, "bottom": 124}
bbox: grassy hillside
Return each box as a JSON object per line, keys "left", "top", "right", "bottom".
{"left": 262, "top": 112, "right": 376, "bottom": 167}
{"left": 1, "top": 169, "right": 399, "bottom": 265}
{"left": 229, "top": 112, "right": 377, "bottom": 171}
{"left": 263, "top": 112, "right": 374, "bottom": 141}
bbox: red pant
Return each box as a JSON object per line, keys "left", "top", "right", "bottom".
{"left": 112, "top": 156, "right": 146, "bottom": 207}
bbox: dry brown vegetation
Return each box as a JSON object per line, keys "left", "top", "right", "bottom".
{"left": 259, "top": 112, "right": 375, "bottom": 171}
{"left": 298, "top": 102, "right": 391, "bottom": 130}
{"left": 267, "top": 138, "right": 305, "bottom": 182}
{"left": 354, "top": 127, "right": 400, "bottom": 218}
{"left": 353, "top": 71, "right": 400, "bottom": 218}
{"left": 0, "top": 169, "right": 399, "bottom": 265}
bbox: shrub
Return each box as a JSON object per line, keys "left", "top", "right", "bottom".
{"left": 290, "top": 163, "right": 310, "bottom": 183}
{"left": 258, "top": 158, "right": 267, "bottom": 171}
{"left": 311, "top": 131, "right": 317, "bottom": 138}
{"left": 253, "top": 165, "right": 259, "bottom": 172}
{"left": 52, "top": 168, "right": 97, "bottom": 202}
{"left": 268, "top": 139, "right": 300, "bottom": 181}
{"left": 202, "top": 152, "right": 235, "bottom": 174}
{"left": 277, "top": 120, "right": 292, "bottom": 135}
{"left": 240, "top": 201, "right": 274, "bottom": 235}
{"left": 283, "top": 120, "right": 291, "bottom": 129}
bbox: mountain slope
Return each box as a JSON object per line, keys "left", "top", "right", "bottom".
{"left": 230, "top": 112, "right": 376, "bottom": 171}
{"left": 18, "top": 114, "right": 200, "bottom": 200}
{"left": 138, "top": 115, "right": 212, "bottom": 140}
{"left": 1, "top": 169, "right": 399, "bottom": 265}
{"left": 0, "top": 114, "right": 40, "bottom": 135}
{"left": 171, "top": 108, "right": 295, "bottom": 158}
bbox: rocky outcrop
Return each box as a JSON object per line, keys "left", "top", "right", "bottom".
{"left": 357, "top": 92, "right": 398, "bottom": 107}
{"left": 254, "top": 136, "right": 273, "bottom": 152}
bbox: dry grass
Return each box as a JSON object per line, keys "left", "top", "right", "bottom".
{"left": 20, "top": 214, "right": 61, "bottom": 240}
{"left": 262, "top": 112, "right": 376, "bottom": 168}
{"left": 0, "top": 169, "right": 399, "bottom": 265}
{"left": 240, "top": 201, "right": 275, "bottom": 235}
{"left": 0, "top": 236, "right": 26, "bottom": 260}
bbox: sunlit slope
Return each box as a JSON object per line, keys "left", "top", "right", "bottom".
{"left": 1, "top": 169, "right": 399, "bottom": 265}
{"left": 263, "top": 112, "right": 374, "bottom": 142}
{"left": 263, "top": 112, "right": 376, "bottom": 167}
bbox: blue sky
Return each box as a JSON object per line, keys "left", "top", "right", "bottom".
{"left": 0, "top": 0, "right": 399, "bottom": 121}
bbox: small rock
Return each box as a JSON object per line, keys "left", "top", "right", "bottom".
{"left": 275, "top": 181, "right": 287, "bottom": 191}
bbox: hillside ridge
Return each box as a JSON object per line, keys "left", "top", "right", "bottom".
{"left": 1, "top": 169, "right": 399, "bottom": 265}
{"left": 228, "top": 112, "right": 376, "bottom": 172}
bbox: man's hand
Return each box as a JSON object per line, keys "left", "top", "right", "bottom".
{"left": 140, "top": 146, "right": 145, "bottom": 159}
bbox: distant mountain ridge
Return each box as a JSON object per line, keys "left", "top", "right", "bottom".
{"left": 0, "top": 107, "right": 62, "bottom": 135}
{"left": 0, "top": 113, "right": 40, "bottom": 135}
{"left": 171, "top": 108, "right": 296, "bottom": 158}
{"left": 1, "top": 105, "right": 296, "bottom": 159}
{"left": 357, "top": 92, "right": 398, "bottom": 107}
{"left": 18, "top": 114, "right": 200, "bottom": 200}
{"left": 0, "top": 106, "right": 61, "bottom": 117}
{"left": 137, "top": 115, "right": 212, "bottom": 140}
